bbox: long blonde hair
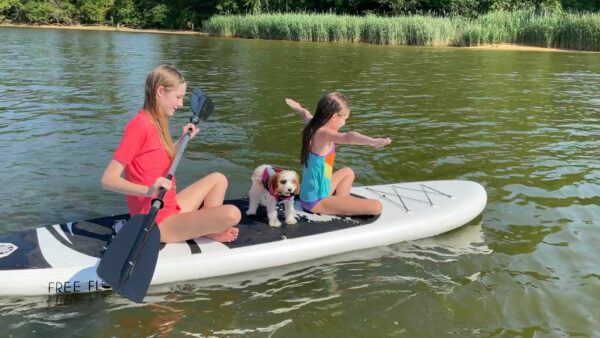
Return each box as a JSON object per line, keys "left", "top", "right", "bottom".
{"left": 143, "top": 64, "right": 186, "bottom": 159}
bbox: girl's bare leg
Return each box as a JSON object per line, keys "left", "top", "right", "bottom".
{"left": 315, "top": 166, "right": 382, "bottom": 215}
{"left": 159, "top": 206, "right": 240, "bottom": 243}
{"left": 176, "top": 172, "right": 229, "bottom": 211}
{"left": 311, "top": 195, "right": 382, "bottom": 216}
{"left": 330, "top": 167, "right": 354, "bottom": 196}
{"left": 160, "top": 172, "right": 241, "bottom": 243}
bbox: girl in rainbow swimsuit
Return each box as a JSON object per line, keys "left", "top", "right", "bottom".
{"left": 285, "top": 92, "right": 392, "bottom": 215}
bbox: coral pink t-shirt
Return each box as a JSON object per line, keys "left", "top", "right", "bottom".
{"left": 113, "top": 110, "right": 180, "bottom": 225}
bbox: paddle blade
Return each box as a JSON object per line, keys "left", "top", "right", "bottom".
{"left": 190, "top": 88, "right": 214, "bottom": 120}
{"left": 96, "top": 214, "right": 161, "bottom": 303}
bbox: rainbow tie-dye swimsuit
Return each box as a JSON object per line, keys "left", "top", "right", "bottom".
{"left": 300, "top": 144, "right": 335, "bottom": 211}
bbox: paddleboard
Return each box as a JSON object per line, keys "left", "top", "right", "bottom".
{"left": 0, "top": 180, "right": 486, "bottom": 296}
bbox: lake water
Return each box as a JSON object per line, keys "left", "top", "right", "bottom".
{"left": 0, "top": 26, "right": 599, "bottom": 337}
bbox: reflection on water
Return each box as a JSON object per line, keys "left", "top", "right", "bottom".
{"left": 0, "top": 27, "right": 599, "bottom": 336}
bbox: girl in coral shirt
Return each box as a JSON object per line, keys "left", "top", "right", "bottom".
{"left": 102, "top": 64, "right": 240, "bottom": 243}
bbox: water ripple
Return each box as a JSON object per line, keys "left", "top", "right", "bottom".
{"left": 0, "top": 27, "right": 599, "bottom": 337}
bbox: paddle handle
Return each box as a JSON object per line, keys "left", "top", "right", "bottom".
{"left": 150, "top": 121, "right": 196, "bottom": 210}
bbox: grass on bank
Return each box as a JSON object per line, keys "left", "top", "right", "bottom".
{"left": 204, "top": 11, "right": 600, "bottom": 51}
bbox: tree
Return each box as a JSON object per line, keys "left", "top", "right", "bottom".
{"left": 110, "top": 0, "right": 141, "bottom": 26}
{"left": 562, "top": 0, "right": 600, "bottom": 11}
{"left": 144, "top": 3, "right": 167, "bottom": 27}
{"left": 2, "top": 0, "right": 600, "bottom": 28}
{"left": 78, "top": 0, "right": 113, "bottom": 23}
{"left": 0, "top": 0, "right": 17, "bottom": 21}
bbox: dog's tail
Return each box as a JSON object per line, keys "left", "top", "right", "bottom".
{"left": 251, "top": 164, "right": 269, "bottom": 184}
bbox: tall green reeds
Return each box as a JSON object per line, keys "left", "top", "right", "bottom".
{"left": 204, "top": 11, "right": 600, "bottom": 51}
{"left": 517, "top": 12, "right": 600, "bottom": 51}
{"left": 205, "top": 13, "right": 456, "bottom": 46}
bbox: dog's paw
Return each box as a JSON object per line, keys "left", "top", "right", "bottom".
{"left": 269, "top": 219, "right": 282, "bottom": 227}
{"left": 246, "top": 209, "right": 257, "bottom": 216}
{"left": 285, "top": 217, "right": 297, "bottom": 225}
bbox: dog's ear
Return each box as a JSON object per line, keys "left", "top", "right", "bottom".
{"left": 293, "top": 172, "right": 300, "bottom": 195}
{"left": 268, "top": 171, "right": 281, "bottom": 194}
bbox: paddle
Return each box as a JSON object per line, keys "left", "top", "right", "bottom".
{"left": 96, "top": 88, "right": 214, "bottom": 303}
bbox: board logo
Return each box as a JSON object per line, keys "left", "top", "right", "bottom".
{"left": 0, "top": 243, "right": 18, "bottom": 259}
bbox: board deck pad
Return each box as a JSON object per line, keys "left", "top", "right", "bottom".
{"left": 0, "top": 196, "right": 378, "bottom": 271}
{"left": 228, "top": 196, "right": 379, "bottom": 248}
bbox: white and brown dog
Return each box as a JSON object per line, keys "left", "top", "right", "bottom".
{"left": 246, "top": 164, "right": 300, "bottom": 227}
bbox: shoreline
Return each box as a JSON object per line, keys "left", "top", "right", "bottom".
{"left": 0, "top": 22, "right": 205, "bottom": 35}
{"left": 458, "top": 43, "right": 586, "bottom": 53}
{"left": 1, "top": 22, "right": 594, "bottom": 53}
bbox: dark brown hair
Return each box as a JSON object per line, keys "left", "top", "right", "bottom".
{"left": 300, "top": 92, "right": 349, "bottom": 166}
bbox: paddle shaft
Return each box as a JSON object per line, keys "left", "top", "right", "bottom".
{"left": 119, "top": 123, "right": 197, "bottom": 285}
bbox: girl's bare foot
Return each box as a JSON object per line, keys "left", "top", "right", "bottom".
{"left": 204, "top": 227, "right": 239, "bottom": 242}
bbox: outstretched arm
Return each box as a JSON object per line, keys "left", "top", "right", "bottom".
{"left": 285, "top": 98, "right": 312, "bottom": 123}
{"left": 319, "top": 129, "right": 392, "bottom": 147}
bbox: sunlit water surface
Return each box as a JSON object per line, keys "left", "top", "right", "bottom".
{"left": 0, "top": 27, "right": 599, "bottom": 336}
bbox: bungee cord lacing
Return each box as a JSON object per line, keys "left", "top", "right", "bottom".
{"left": 365, "top": 184, "right": 453, "bottom": 213}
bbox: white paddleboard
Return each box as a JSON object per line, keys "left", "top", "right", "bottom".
{"left": 0, "top": 180, "right": 486, "bottom": 296}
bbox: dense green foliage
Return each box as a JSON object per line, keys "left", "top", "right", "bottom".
{"left": 204, "top": 11, "right": 600, "bottom": 50}
{"left": 1, "top": 0, "right": 599, "bottom": 50}
{"left": 0, "top": 0, "right": 599, "bottom": 28}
